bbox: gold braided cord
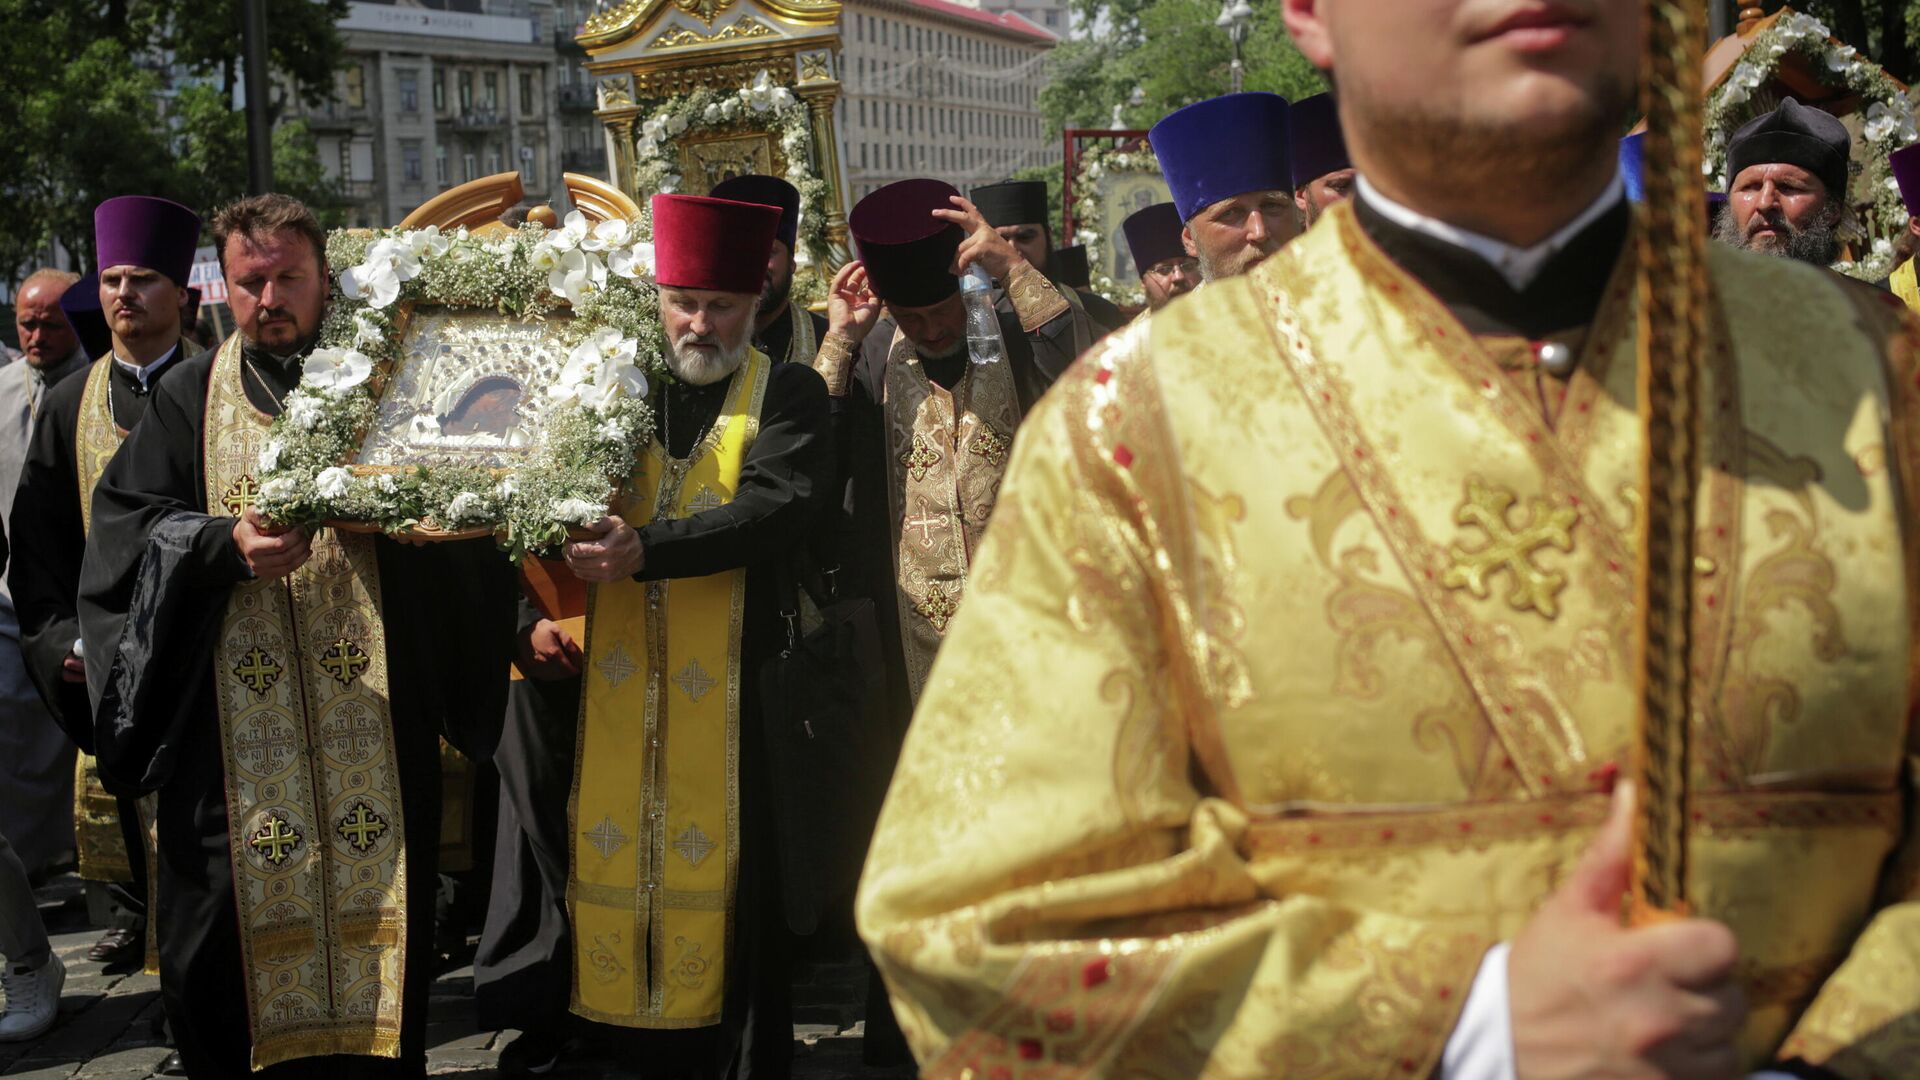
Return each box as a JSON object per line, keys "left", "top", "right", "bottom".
{"left": 1632, "top": 0, "right": 1708, "bottom": 919}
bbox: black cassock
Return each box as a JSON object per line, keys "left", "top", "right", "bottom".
{"left": 11, "top": 349, "right": 188, "bottom": 745}
{"left": 751, "top": 303, "right": 829, "bottom": 368}
{"left": 474, "top": 359, "right": 830, "bottom": 1080}
{"left": 76, "top": 340, "right": 516, "bottom": 1078}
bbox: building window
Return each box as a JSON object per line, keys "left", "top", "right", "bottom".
{"left": 463, "top": 152, "right": 477, "bottom": 182}
{"left": 401, "top": 139, "right": 423, "bottom": 183}
{"left": 398, "top": 70, "right": 419, "bottom": 113}
{"left": 487, "top": 148, "right": 502, "bottom": 174}
{"left": 520, "top": 145, "right": 537, "bottom": 186}
{"left": 484, "top": 73, "right": 499, "bottom": 111}
{"left": 459, "top": 71, "right": 473, "bottom": 111}
{"left": 344, "top": 64, "right": 365, "bottom": 108}
{"left": 338, "top": 141, "right": 352, "bottom": 180}
{"left": 432, "top": 71, "right": 445, "bottom": 112}
{"left": 520, "top": 72, "right": 534, "bottom": 114}
{"left": 436, "top": 144, "right": 449, "bottom": 185}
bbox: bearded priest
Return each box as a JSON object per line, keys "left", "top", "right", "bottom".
{"left": 559, "top": 193, "right": 832, "bottom": 1080}
{"left": 75, "top": 193, "right": 517, "bottom": 1077}
{"left": 857, "top": 0, "right": 1920, "bottom": 1076}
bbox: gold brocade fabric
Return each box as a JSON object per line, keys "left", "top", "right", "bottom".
{"left": 781, "top": 299, "right": 817, "bottom": 366}
{"left": 856, "top": 202, "right": 1920, "bottom": 1077}
{"left": 71, "top": 753, "right": 130, "bottom": 882}
{"left": 568, "top": 350, "right": 771, "bottom": 1028}
{"left": 881, "top": 332, "right": 1020, "bottom": 702}
{"left": 202, "top": 336, "right": 408, "bottom": 1070}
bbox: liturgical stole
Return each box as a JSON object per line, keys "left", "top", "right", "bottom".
{"left": 74, "top": 352, "right": 175, "bottom": 976}
{"left": 202, "top": 335, "right": 408, "bottom": 1069}
{"left": 882, "top": 330, "right": 1020, "bottom": 701}
{"left": 569, "top": 349, "right": 771, "bottom": 1028}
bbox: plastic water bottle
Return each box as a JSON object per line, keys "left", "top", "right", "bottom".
{"left": 959, "top": 266, "right": 1006, "bottom": 365}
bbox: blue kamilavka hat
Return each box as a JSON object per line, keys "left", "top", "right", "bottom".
{"left": 1149, "top": 92, "right": 1293, "bottom": 221}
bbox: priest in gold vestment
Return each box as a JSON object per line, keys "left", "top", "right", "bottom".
{"left": 858, "top": 2, "right": 1920, "bottom": 1077}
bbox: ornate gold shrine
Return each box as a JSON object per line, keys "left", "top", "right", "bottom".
{"left": 577, "top": 0, "right": 851, "bottom": 269}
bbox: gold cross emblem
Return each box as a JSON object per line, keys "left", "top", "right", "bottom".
{"left": 1441, "top": 476, "right": 1579, "bottom": 619}
{"left": 336, "top": 803, "right": 388, "bottom": 853}
{"left": 249, "top": 814, "right": 303, "bottom": 867}
{"left": 673, "top": 659, "right": 717, "bottom": 703}
{"left": 968, "top": 425, "right": 1010, "bottom": 468}
{"left": 903, "top": 497, "right": 951, "bottom": 551}
{"left": 900, "top": 435, "right": 942, "bottom": 482}
{"left": 686, "top": 485, "right": 725, "bottom": 514}
{"left": 222, "top": 474, "right": 260, "bottom": 516}
{"left": 233, "top": 646, "right": 282, "bottom": 698}
{"left": 914, "top": 583, "right": 960, "bottom": 633}
{"left": 674, "top": 823, "right": 716, "bottom": 867}
{"left": 318, "top": 638, "right": 371, "bottom": 687}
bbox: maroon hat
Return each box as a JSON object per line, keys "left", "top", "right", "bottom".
{"left": 709, "top": 174, "right": 800, "bottom": 252}
{"left": 95, "top": 196, "right": 201, "bottom": 286}
{"left": 849, "top": 179, "right": 963, "bottom": 308}
{"left": 650, "top": 194, "right": 781, "bottom": 294}
{"left": 1893, "top": 144, "right": 1920, "bottom": 217}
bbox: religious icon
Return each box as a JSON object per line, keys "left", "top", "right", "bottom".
{"left": 353, "top": 308, "right": 574, "bottom": 470}
{"left": 1099, "top": 171, "right": 1174, "bottom": 285}
{"left": 675, "top": 131, "right": 780, "bottom": 195}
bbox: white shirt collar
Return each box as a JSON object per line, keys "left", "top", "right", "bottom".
{"left": 1355, "top": 172, "right": 1627, "bottom": 291}
{"left": 113, "top": 343, "right": 180, "bottom": 391}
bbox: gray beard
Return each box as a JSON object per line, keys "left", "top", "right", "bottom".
{"left": 916, "top": 337, "right": 967, "bottom": 363}
{"left": 1713, "top": 206, "right": 1841, "bottom": 266}
{"left": 667, "top": 337, "right": 750, "bottom": 385}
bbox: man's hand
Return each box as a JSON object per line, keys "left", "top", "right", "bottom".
{"left": 935, "top": 195, "right": 1024, "bottom": 281}
{"left": 1509, "top": 781, "right": 1746, "bottom": 1080}
{"left": 826, "top": 260, "right": 884, "bottom": 346}
{"left": 61, "top": 649, "right": 84, "bottom": 684}
{"left": 233, "top": 507, "right": 314, "bottom": 582}
{"left": 563, "top": 515, "right": 644, "bottom": 583}
{"left": 517, "top": 618, "right": 583, "bottom": 680}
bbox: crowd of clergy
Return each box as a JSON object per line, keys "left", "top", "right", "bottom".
{"left": 4, "top": 4, "right": 1920, "bottom": 1077}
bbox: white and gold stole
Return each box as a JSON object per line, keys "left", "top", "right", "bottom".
{"left": 569, "top": 349, "right": 771, "bottom": 1028}
{"left": 202, "top": 335, "right": 408, "bottom": 1069}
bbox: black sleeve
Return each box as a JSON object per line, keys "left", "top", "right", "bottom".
{"left": 634, "top": 363, "right": 833, "bottom": 581}
{"left": 10, "top": 378, "right": 93, "bottom": 741}
{"left": 77, "top": 357, "right": 245, "bottom": 790}
{"left": 377, "top": 535, "right": 517, "bottom": 762}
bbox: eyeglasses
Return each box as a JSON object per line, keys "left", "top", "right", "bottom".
{"left": 1144, "top": 257, "right": 1198, "bottom": 280}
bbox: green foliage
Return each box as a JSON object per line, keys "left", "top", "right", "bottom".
{"left": 0, "top": 0, "right": 346, "bottom": 283}
{"left": 1040, "top": 0, "right": 1327, "bottom": 136}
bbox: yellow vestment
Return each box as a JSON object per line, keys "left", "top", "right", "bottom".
{"left": 857, "top": 203, "right": 1920, "bottom": 1077}
{"left": 569, "top": 350, "right": 771, "bottom": 1028}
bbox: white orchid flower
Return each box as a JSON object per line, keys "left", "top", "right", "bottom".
{"left": 258, "top": 441, "right": 284, "bottom": 473}
{"left": 301, "top": 347, "right": 376, "bottom": 396}
{"left": 665, "top": 113, "right": 688, "bottom": 135}
{"left": 286, "top": 396, "right": 326, "bottom": 431}
{"left": 352, "top": 312, "right": 386, "bottom": 350}
{"left": 584, "top": 218, "right": 633, "bottom": 252}
{"left": 374, "top": 474, "right": 399, "bottom": 494}
{"left": 315, "top": 467, "right": 354, "bottom": 500}
{"left": 703, "top": 102, "right": 724, "bottom": 123}
{"left": 661, "top": 172, "right": 683, "bottom": 194}
{"left": 341, "top": 262, "right": 402, "bottom": 309}
{"left": 496, "top": 475, "right": 518, "bottom": 500}
{"left": 548, "top": 248, "right": 608, "bottom": 305}
{"left": 445, "top": 492, "right": 485, "bottom": 521}
{"left": 608, "top": 240, "right": 655, "bottom": 282}
{"left": 641, "top": 115, "right": 670, "bottom": 142}
{"left": 555, "top": 498, "right": 608, "bottom": 524}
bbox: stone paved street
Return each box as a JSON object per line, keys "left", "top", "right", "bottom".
{"left": 1, "top": 876, "right": 916, "bottom": 1079}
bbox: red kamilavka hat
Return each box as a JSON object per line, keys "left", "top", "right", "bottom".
{"left": 650, "top": 193, "right": 782, "bottom": 294}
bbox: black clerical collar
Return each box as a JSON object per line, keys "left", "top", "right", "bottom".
{"left": 1352, "top": 178, "right": 1630, "bottom": 340}
{"left": 241, "top": 338, "right": 314, "bottom": 381}
{"left": 112, "top": 344, "right": 181, "bottom": 394}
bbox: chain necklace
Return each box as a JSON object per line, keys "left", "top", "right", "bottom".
{"left": 661, "top": 381, "right": 716, "bottom": 464}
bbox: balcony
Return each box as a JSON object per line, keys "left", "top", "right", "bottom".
{"left": 558, "top": 84, "right": 595, "bottom": 111}
{"left": 452, "top": 111, "right": 506, "bottom": 131}
{"left": 341, "top": 180, "right": 376, "bottom": 200}
{"left": 306, "top": 103, "right": 367, "bottom": 130}
{"left": 562, "top": 148, "right": 606, "bottom": 173}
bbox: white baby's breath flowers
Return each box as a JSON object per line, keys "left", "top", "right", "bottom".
{"left": 260, "top": 476, "right": 299, "bottom": 502}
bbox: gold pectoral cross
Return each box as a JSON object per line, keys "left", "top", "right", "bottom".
{"left": 1442, "top": 476, "right": 1579, "bottom": 618}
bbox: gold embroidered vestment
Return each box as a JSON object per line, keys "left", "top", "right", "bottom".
{"left": 857, "top": 204, "right": 1920, "bottom": 1078}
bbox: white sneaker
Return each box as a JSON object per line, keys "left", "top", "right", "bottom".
{"left": 0, "top": 952, "right": 65, "bottom": 1042}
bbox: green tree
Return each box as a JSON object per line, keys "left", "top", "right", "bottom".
{"left": 170, "top": 84, "right": 344, "bottom": 227}
{"left": 1040, "top": 0, "right": 1326, "bottom": 135}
